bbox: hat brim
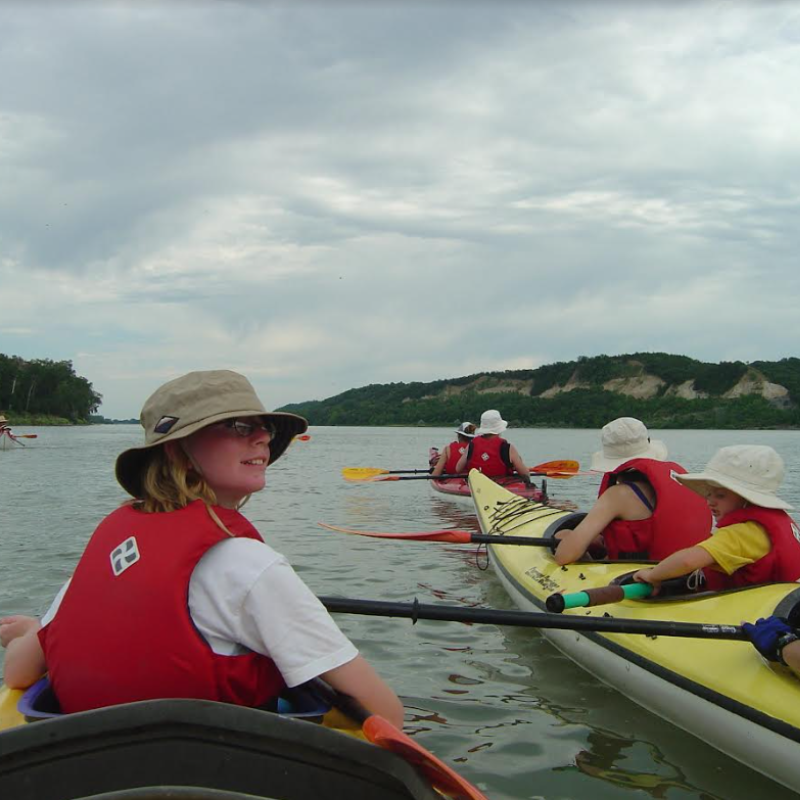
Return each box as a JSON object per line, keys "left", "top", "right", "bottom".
{"left": 676, "top": 470, "right": 793, "bottom": 510}
{"left": 589, "top": 439, "right": 668, "bottom": 473}
{"left": 116, "top": 410, "right": 308, "bottom": 498}
{"left": 476, "top": 422, "right": 508, "bottom": 436}
{"left": 454, "top": 429, "right": 476, "bottom": 438}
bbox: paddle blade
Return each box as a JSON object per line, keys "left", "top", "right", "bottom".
{"left": 342, "top": 467, "right": 389, "bottom": 481}
{"left": 363, "top": 715, "right": 488, "bottom": 800}
{"left": 318, "top": 523, "right": 472, "bottom": 543}
{"left": 531, "top": 459, "right": 580, "bottom": 479}
{"left": 16, "top": 434, "right": 38, "bottom": 439}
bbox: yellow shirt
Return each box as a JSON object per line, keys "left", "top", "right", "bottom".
{"left": 697, "top": 521, "right": 771, "bottom": 575}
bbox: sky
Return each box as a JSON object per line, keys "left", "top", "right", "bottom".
{"left": 2, "top": 1, "right": 799, "bottom": 418}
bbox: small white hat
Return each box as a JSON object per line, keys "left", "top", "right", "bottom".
{"left": 590, "top": 417, "right": 668, "bottom": 472}
{"left": 454, "top": 422, "right": 476, "bottom": 438}
{"left": 476, "top": 409, "right": 508, "bottom": 436}
{"left": 676, "top": 445, "right": 792, "bottom": 510}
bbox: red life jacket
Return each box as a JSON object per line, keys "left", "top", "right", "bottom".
{"left": 466, "top": 436, "right": 513, "bottom": 478}
{"left": 444, "top": 440, "right": 468, "bottom": 474}
{"left": 598, "top": 459, "right": 712, "bottom": 560}
{"left": 39, "top": 501, "right": 285, "bottom": 714}
{"left": 703, "top": 507, "right": 800, "bottom": 589}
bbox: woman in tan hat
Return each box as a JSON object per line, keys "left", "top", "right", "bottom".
{"left": 455, "top": 410, "right": 531, "bottom": 482}
{"left": 554, "top": 417, "right": 710, "bottom": 565}
{"left": 2, "top": 370, "right": 403, "bottom": 727}
{"left": 633, "top": 445, "right": 800, "bottom": 593}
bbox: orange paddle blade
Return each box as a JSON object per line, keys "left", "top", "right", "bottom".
{"left": 363, "top": 716, "right": 488, "bottom": 800}
{"left": 530, "top": 459, "right": 580, "bottom": 479}
{"left": 318, "top": 523, "right": 472, "bottom": 543}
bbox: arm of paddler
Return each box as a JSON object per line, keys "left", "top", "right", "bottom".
{"left": 508, "top": 445, "right": 530, "bottom": 482}
{"left": 0, "top": 614, "right": 40, "bottom": 648}
{"left": 553, "top": 487, "right": 626, "bottom": 565}
{"left": 430, "top": 446, "right": 449, "bottom": 478}
{"left": 632, "top": 546, "right": 716, "bottom": 595}
{"left": 320, "top": 654, "right": 405, "bottom": 730}
{"left": 2, "top": 627, "right": 46, "bottom": 689}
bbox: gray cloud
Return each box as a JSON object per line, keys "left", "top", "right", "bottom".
{"left": 1, "top": 1, "right": 799, "bottom": 416}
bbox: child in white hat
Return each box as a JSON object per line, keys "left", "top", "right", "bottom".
{"left": 554, "top": 418, "right": 710, "bottom": 565}
{"left": 633, "top": 445, "right": 800, "bottom": 592}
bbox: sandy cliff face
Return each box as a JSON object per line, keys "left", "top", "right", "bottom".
{"left": 423, "top": 364, "right": 793, "bottom": 409}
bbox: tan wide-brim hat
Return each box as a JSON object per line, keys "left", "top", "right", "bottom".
{"left": 115, "top": 370, "right": 308, "bottom": 498}
{"left": 590, "top": 417, "right": 668, "bottom": 472}
{"left": 0, "top": 415, "right": 8, "bottom": 425}
{"left": 676, "top": 445, "right": 792, "bottom": 510}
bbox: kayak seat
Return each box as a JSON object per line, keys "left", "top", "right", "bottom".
{"left": 19, "top": 677, "right": 332, "bottom": 723}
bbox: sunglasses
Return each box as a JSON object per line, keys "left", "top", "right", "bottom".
{"left": 220, "top": 418, "right": 275, "bottom": 438}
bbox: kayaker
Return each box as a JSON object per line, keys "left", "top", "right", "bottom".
{"left": 430, "top": 421, "right": 476, "bottom": 477}
{"left": 2, "top": 370, "right": 404, "bottom": 728}
{"left": 0, "top": 414, "right": 10, "bottom": 433}
{"left": 455, "top": 409, "right": 531, "bottom": 483}
{"left": 553, "top": 417, "right": 711, "bottom": 565}
{"left": 742, "top": 616, "right": 800, "bottom": 675}
{"left": 632, "top": 445, "right": 800, "bottom": 593}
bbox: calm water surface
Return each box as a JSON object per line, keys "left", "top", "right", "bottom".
{"left": 2, "top": 425, "right": 800, "bottom": 800}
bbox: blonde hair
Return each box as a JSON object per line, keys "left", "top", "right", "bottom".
{"left": 135, "top": 445, "right": 218, "bottom": 514}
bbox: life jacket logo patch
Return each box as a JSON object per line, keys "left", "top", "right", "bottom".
{"left": 110, "top": 536, "right": 140, "bottom": 576}
{"left": 791, "top": 522, "right": 800, "bottom": 545}
{"left": 481, "top": 452, "right": 490, "bottom": 461}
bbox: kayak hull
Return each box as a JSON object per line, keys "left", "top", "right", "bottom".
{"left": 468, "top": 469, "right": 800, "bottom": 793}
{"left": 0, "top": 694, "right": 440, "bottom": 800}
{"left": 430, "top": 476, "right": 545, "bottom": 505}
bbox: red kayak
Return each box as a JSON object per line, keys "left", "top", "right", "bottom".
{"left": 428, "top": 448, "right": 547, "bottom": 505}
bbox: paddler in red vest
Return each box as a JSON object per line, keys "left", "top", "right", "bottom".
{"left": 2, "top": 370, "right": 404, "bottom": 728}
{"left": 0, "top": 414, "right": 10, "bottom": 434}
{"left": 455, "top": 409, "right": 531, "bottom": 483}
{"left": 431, "top": 422, "right": 476, "bottom": 477}
{"left": 633, "top": 445, "right": 800, "bottom": 594}
{"left": 554, "top": 417, "right": 711, "bottom": 565}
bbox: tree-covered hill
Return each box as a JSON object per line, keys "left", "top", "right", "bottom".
{"left": 0, "top": 354, "right": 102, "bottom": 424}
{"left": 278, "top": 353, "right": 800, "bottom": 429}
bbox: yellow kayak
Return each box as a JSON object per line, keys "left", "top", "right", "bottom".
{"left": 468, "top": 468, "right": 800, "bottom": 794}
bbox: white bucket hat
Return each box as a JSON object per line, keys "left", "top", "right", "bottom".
{"left": 590, "top": 417, "right": 668, "bottom": 472}
{"left": 476, "top": 410, "right": 508, "bottom": 436}
{"left": 454, "top": 422, "right": 476, "bottom": 438}
{"left": 676, "top": 445, "right": 792, "bottom": 510}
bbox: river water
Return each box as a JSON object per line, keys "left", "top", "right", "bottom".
{"left": 2, "top": 424, "right": 800, "bottom": 800}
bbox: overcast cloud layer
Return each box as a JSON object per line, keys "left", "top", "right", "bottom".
{"left": 2, "top": 1, "right": 799, "bottom": 417}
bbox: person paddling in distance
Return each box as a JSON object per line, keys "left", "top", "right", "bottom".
{"left": 431, "top": 422, "right": 476, "bottom": 477}
{"left": 2, "top": 370, "right": 404, "bottom": 728}
{"left": 554, "top": 418, "right": 710, "bottom": 565}
{"left": 455, "top": 409, "right": 531, "bottom": 483}
{"left": 632, "top": 445, "right": 800, "bottom": 594}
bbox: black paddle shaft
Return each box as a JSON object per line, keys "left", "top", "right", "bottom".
{"left": 319, "top": 596, "right": 748, "bottom": 641}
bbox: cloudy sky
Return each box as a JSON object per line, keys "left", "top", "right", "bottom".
{"left": 2, "top": 1, "right": 798, "bottom": 418}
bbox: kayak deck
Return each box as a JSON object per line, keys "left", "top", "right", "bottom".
{"left": 0, "top": 691, "right": 440, "bottom": 800}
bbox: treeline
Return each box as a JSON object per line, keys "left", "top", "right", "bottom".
{"left": 278, "top": 353, "right": 800, "bottom": 429}
{"left": 0, "top": 354, "right": 102, "bottom": 423}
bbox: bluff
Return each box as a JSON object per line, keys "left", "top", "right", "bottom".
{"left": 278, "top": 353, "right": 800, "bottom": 429}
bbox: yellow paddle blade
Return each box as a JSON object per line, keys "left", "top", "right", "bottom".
{"left": 342, "top": 467, "right": 389, "bottom": 481}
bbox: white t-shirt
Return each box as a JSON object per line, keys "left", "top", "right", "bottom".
{"left": 43, "top": 537, "right": 358, "bottom": 688}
